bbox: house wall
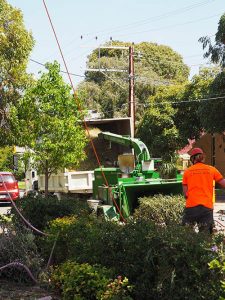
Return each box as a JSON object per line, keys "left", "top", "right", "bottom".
{"left": 194, "top": 133, "right": 225, "bottom": 176}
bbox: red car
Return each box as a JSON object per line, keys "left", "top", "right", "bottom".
{"left": 0, "top": 172, "right": 19, "bottom": 203}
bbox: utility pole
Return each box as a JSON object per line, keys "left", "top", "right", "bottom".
{"left": 86, "top": 44, "right": 135, "bottom": 137}
{"left": 129, "top": 45, "right": 135, "bottom": 138}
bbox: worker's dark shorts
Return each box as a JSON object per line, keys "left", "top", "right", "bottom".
{"left": 182, "top": 205, "right": 214, "bottom": 234}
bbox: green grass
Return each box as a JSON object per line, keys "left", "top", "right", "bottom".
{"left": 18, "top": 181, "right": 26, "bottom": 189}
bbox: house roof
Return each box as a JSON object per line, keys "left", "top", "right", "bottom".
{"left": 178, "top": 139, "right": 195, "bottom": 155}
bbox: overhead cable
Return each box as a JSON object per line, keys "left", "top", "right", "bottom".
{"left": 30, "top": 58, "right": 85, "bottom": 78}
{"left": 78, "top": 0, "right": 215, "bottom": 37}
{"left": 113, "top": 13, "right": 221, "bottom": 39}
{"left": 142, "top": 95, "right": 225, "bottom": 107}
{"left": 42, "top": 0, "right": 126, "bottom": 222}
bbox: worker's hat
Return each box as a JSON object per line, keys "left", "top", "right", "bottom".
{"left": 190, "top": 147, "right": 204, "bottom": 157}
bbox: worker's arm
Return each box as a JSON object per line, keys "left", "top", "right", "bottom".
{"left": 218, "top": 178, "right": 225, "bottom": 188}
{"left": 182, "top": 184, "right": 188, "bottom": 199}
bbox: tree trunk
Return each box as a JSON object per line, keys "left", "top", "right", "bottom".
{"left": 45, "top": 160, "right": 49, "bottom": 198}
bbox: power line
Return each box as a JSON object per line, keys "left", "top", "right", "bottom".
{"left": 140, "top": 55, "right": 207, "bottom": 68}
{"left": 86, "top": 93, "right": 225, "bottom": 116}
{"left": 77, "top": 0, "right": 215, "bottom": 37}
{"left": 170, "top": 95, "right": 225, "bottom": 104}
{"left": 100, "top": 71, "right": 127, "bottom": 90}
{"left": 30, "top": 56, "right": 219, "bottom": 91}
{"left": 113, "top": 13, "right": 221, "bottom": 39}
{"left": 45, "top": 0, "right": 215, "bottom": 56}
{"left": 30, "top": 57, "right": 217, "bottom": 88}
{"left": 85, "top": 68, "right": 127, "bottom": 73}
{"left": 140, "top": 95, "right": 225, "bottom": 107}
{"left": 30, "top": 59, "right": 85, "bottom": 78}
{"left": 36, "top": 1, "right": 218, "bottom": 69}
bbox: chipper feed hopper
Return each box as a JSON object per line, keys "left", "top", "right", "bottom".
{"left": 92, "top": 132, "right": 183, "bottom": 220}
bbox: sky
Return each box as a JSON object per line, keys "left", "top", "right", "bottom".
{"left": 7, "top": 0, "right": 225, "bottom": 87}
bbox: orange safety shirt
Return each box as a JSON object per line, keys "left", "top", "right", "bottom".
{"left": 182, "top": 162, "right": 223, "bottom": 209}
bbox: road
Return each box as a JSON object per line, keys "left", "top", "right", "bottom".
{"left": 214, "top": 201, "right": 225, "bottom": 231}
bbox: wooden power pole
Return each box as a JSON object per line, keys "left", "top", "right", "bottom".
{"left": 86, "top": 44, "right": 135, "bottom": 137}
{"left": 129, "top": 45, "right": 135, "bottom": 138}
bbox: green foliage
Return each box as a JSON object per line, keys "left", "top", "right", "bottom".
{"left": 43, "top": 215, "right": 120, "bottom": 266}
{"left": 0, "top": 146, "right": 13, "bottom": 171}
{"left": 137, "top": 42, "right": 189, "bottom": 84}
{"left": 137, "top": 99, "right": 180, "bottom": 159}
{"left": 133, "top": 194, "right": 185, "bottom": 225}
{"left": 0, "top": 147, "right": 25, "bottom": 179}
{"left": 137, "top": 67, "right": 219, "bottom": 157}
{"left": 10, "top": 61, "right": 87, "bottom": 194}
{"left": 43, "top": 210, "right": 223, "bottom": 299}
{"left": 173, "top": 69, "right": 212, "bottom": 140}
{"left": 0, "top": 0, "right": 34, "bottom": 145}
{"left": 77, "top": 41, "right": 189, "bottom": 120}
{"left": 199, "top": 70, "right": 225, "bottom": 133}
{"left": 77, "top": 81, "right": 102, "bottom": 112}
{"left": 199, "top": 13, "right": 225, "bottom": 67}
{"left": 11, "top": 193, "right": 91, "bottom": 231}
{"left": 197, "top": 13, "right": 225, "bottom": 133}
{"left": 101, "top": 276, "right": 133, "bottom": 300}
{"left": 0, "top": 222, "right": 42, "bottom": 282}
{"left": 50, "top": 261, "right": 112, "bottom": 300}
{"left": 208, "top": 240, "right": 225, "bottom": 300}
{"left": 158, "top": 160, "right": 177, "bottom": 179}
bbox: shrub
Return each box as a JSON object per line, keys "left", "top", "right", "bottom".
{"left": 0, "top": 222, "right": 43, "bottom": 282}
{"left": 208, "top": 237, "right": 225, "bottom": 300}
{"left": 101, "top": 276, "right": 134, "bottom": 300}
{"left": 133, "top": 194, "right": 185, "bottom": 225}
{"left": 39, "top": 215, "right": 79, "bottom": 264}
{"left": 11, "top": 193, "right": 92, "bottom": 231}
{"left": 158, "top": 161, "right": 177, "bottom": 179}
{"left": 43, "top": 215, "right": 121, "bottom": 266}
{"left": 51, "top": 261, "right": 112, "bottom": 300}
{"left": 44, "top": 215, "right": 224, "bottom": 299}
{"left": 51, "top": 261, "right": 133, "bottom": 300}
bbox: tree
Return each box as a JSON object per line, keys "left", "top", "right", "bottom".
{"left": 198, "top": 69, "right": 225, "bottom": 133}
{"left": 199, "top": 13, "right": 225, "bottom": 67}
{"left": 0, "top": 0, "right": 34, "bottom": 144}
{"left": 199, "top": 13, "right": 225, "bottom": 133}
{"left": 137, "top": 67, "right": 218, "bottom": 159}
{"left": 77, "top": 41, "right": 189, "bottom": 120}
{"left": 137, "top": 100, "right": 180, "bottom": 160}
{"left": 0, "top": 146, "right": 13, "bottom": 170}
{"left": 11, "top": 62, "right": 87, "bottom": 196}
{"left": 174, "top": 67, "right": 217, "bottom": 140}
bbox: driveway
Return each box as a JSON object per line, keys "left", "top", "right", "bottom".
{"left": 214, "top": 201, "right": 225, "bottom": 231}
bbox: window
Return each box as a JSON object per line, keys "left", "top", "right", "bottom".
{"left": 0, "top": 175, "right": 16, "bottom": 183}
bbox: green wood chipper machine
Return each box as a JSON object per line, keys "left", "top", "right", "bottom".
{"left": 91, "top": 132, "right": 183, "bottom": 220}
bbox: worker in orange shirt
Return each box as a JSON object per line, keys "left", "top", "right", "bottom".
{"left": 182, "top": 147, "right": 225, "bottom": 233}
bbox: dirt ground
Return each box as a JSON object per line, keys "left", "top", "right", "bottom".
{"left": 0, "top": 279, "right": 60, "bottom": 300}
